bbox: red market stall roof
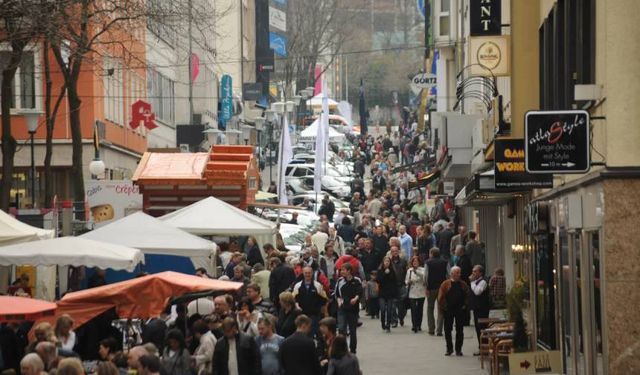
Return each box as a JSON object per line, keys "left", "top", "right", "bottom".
{"left": 36, "top": 271, "right": 242, "bottom": 330}
{"left": 0, "top": 296, "right": 57, "bottom": 322}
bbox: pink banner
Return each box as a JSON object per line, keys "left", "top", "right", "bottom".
{"left": 314, "top": 64, "right": 323, "bottom": 95}
{"left": 191, "top": 53, "right": 200, "bottom": 82}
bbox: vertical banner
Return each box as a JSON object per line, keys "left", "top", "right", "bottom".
{"left": 219, "top": 74, "right": 233, "bottom": 130}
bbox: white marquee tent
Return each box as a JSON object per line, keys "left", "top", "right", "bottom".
{"left": 306, "top": 94, "right": 338, "bottom": 107}
{"left": 300, "top": 118, "right": 345, "bottom": 140}
{"left": 0, "top": 210, "right": 54, "bottom": 246}
{"left": 159, "top": 197, "right": 277, "bottom": 250}
{"left": 80, "top": 212, "right": 216, "bottom": 271}
{"left": 0, "top": 237, "right": 144, "bottom": 272}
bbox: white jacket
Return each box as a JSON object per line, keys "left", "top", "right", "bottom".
{"left": 405, "top": 267, "right": 427, "bottom": 299}
{"left": 193, "top": 331, "right": 216, "bottom": 375}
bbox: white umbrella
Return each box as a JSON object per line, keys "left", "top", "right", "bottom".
{"left": 0, "top": 237, "right": 144, "bottom": 272}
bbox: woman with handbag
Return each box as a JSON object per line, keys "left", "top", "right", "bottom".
{"left": 405, "top": 256, "right": 427, "bottom": 333}
{"left": 377, "top": 256, "right": 398, "bottom": 333}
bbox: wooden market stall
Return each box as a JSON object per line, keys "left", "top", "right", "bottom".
{"left": 132, "top": 145, "right": 260, "bottom": 215}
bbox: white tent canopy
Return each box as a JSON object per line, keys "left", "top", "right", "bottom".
{"left": 300, "top": 118, "right": 345, "bottom": 139}
{"left": 80, "top": 212, "right": 216, "bottom": 271}
{"left": 306, "top": 94, "right": 338, "bottom": 107}
{"left": 0, "top": 237, "right": 144, "bottom": 272}
{"left": 0, "top": 210, "right": 54, "bottom": 246}
{"left": 160, "top": 197, "right": 277, "bottom": 236}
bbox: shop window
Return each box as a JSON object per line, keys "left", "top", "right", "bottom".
{"left": 535, "top": 235, "right": 556, "bottom": 349}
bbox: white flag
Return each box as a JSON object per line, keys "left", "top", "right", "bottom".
{"left": 278, "top": 114, "right": 293, "bottom": 205}
{"left": 314, "top": 92, "right": 329, "bottom": 194}
{"left": 337, "top": 101, "right": 353, "bottom": 133}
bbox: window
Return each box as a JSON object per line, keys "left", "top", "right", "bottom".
{"left": 439, "top": 0, "right": 451, "bottom": 36}
{"left": 0, "top": 51, "right": 36, "bottom": 109}
{"left": 248, "top": 177, "right": 257, "bottom": 190}
{"left": 147, "top": 68, "right": 175, "bottom": 125}
{"left": 103, "top": 57, "right": 124, "bottom": 125}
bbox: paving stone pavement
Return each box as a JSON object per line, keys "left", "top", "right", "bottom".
{"left": 356, "top": 312, "right": 488, "bottom": 375}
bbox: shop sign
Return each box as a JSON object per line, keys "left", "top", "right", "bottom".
{"left": 508, "top": 350, "right": 562, "bottom": 375}
{"left": 219, "top": 75, "right": 233, "bottom": 129}
{"left": 525, "top": 110, "right": 590, "bottom": 174}
{"left": 269, "top": 32, "right": 287, "bottom": 57}
{"left": 443, "top": 181, "right": 455, "bottom": 196}
{"left": 470, "top": 0, "right": 502, "bottom": 36}
{"left": 494, "top": 138, "right": 553, "bottom": 190}
{"left": 129, "top": 100, "right": 158, "bottom": 130}
{"left": 269, "top": 6, "right": 286, "bottom": 32}
{"left": 469, "top": 35, "right": 510, "bottom": 76}
{"left": 242, "top": 83, "right": 263, "bottom": 101}
{"left": 410, "top": 73, "right": 437, "bottom": 93}
{"left": 85, "top": 180, "right": 142, "bottom": 228}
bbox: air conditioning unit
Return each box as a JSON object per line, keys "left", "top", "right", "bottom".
{"left": 179, "top": 144, "right": 190, "bottom": 153}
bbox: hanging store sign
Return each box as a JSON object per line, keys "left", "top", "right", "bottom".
{"left": 525, "top": 110, "right": 590, "bottom": 174}
{"left": 269, "top": 32, "right": 288, "bottom": 57}
{"left": 469, "top": 35, "right": 510, "bottom": 76}
{"left": 269, "top": 6, "right": 287, "bottom": 32}
{"left": 495, "top": 138, "right": 553, "bottom": 190}
{"left": 219, "top": 75, "right": 233, "bottom": 130}
{"left": 243, "top": 83, "right": 263, "bottom": 101}
{"left": 410, "top": 73, "right": 437, "bottom": 93}
{"left": 470, "top": 0, "right": 502, "bottom": 36}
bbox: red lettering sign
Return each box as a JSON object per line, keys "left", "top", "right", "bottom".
{"left": 129, "top": 100, "right": 158, "bottom": 130}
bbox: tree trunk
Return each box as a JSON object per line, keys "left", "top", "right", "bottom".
{"left": 67, "top": 86, "right": 85, "bottom": 221}
{"left": 43, "top": 41, "right": 66, "bottom": 208}
{"left": 1, "top": 51, "right": 23, "bottom": 211}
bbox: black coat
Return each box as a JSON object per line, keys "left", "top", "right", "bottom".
{"left": 279, "top": 332, "right": 322, "bottom": 375}
{"left": 247, "top": 245, "right": 264, "bottom": 267}
{"left": 277, "top": 308, "right": 302, "bottom": 338}
{"left": 457, "top": 254, "right": 473, "bottom": 284}
{"left": 142, "top": 318, "right": 167, "bottom": 353}
{"left": 426, "top": 257, "right": 449, "bottom": 291}
{"left": 337, "top": 224, "right": 356, "bottom": 244}
{"left": 213, "top": 332, "right": 261, "bottom": 375}
{"left": 269, "top": 264, "right": 296, "bottom": 303}
{"left": 377, "top": 267, "right": 398, "bottom": 299}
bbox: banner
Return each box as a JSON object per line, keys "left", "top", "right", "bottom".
{"left": 85, "top": 180, "right": 142, "bottom": 228}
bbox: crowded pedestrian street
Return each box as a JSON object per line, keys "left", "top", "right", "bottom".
{"left": 1, "top": 0, "right": 639, "bottom": 375}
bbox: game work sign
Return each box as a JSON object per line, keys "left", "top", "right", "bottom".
{"left": 495, "top": 138, "right": 553, "bottom": 190}
{"left": 525, "top": 110, "right": 590, "bottom": 174}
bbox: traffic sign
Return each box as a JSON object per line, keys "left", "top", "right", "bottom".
{"left": 525, "top": 110, "right": 590, "bottom": 174}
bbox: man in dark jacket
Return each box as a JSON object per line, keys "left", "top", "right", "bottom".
{"left": 279, "top": 315, "right": 322, "bottom": 375}
{"left": 213, "top": 318, "right": 261, "bottom": 375}
{"left": 390, "top": 246, "right": 408, "bottom": 327}
{"left": 437, "top": 266, "right": 470, "bottom": 356}
{"left": 335, "top": 263, "right": 364, "bottom": 354}
{"left": 426, "top": 247, "right": 449, "bottom": 336}
{"left": 269, "top": 258, "right": 296, "bottom": 308}
{"left": 318, "top": 195, "right": 336, "bottom": 222}
{"left": 469, "top": 265, "right": 491, "bottom": 355}
{"left": 454, "top": 245, "right": 473, "bottom": 326}
{"left": 437, "top": 222, "right": 455, "bottom": 263}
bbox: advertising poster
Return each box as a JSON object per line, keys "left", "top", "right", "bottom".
{"left": 85, "top": 180, "right": 143, "bottom": 228}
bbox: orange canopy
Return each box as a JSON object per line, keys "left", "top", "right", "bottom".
{"left": 0, "top": 296, "right": 57, "bottom": 322}
{"left": 49, "top": 271, "right": 242, "bottom": 329}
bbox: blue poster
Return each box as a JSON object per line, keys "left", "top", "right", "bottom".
{"left": 417, "top": 0, "right": 426, "bottom": 19}
{"left": 219, "top": 74, "right": 233, "bottom": 130}
{"left": 269, "top": 32, "right": 288, "bottom": 57}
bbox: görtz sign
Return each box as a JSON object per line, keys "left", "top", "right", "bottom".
{"left": 525, "top": 110, "right": 590, "bottom": 174}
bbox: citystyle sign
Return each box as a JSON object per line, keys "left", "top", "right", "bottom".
{"left": 525, "top": 110, "right": 590, "bottom": 174}
{"left": 470, "top": 0, "right": 502, "bottom": 36}
{"left": 494, "top": 138, "right": 553, "bottom": 190}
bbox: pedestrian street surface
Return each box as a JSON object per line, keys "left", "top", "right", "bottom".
{"left": 357, "top": 316, "right": 485, "bottom": 374}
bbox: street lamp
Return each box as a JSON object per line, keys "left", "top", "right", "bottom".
{"left": 254, "top": 117, "right": 265, "bottom": 172}
{"left": 265, "top": 109, "right": 276, "bottom": 183}
{"left": 240, "top": 124, "right": 252, "bottom": 145}
{"left": 89, "top": 159, "right": 106, "bottom": 179}
{"left": 21, "top": 110, "right": 41, "bottom": 207}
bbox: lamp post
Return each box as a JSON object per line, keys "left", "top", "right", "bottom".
{"left": 240, "top": 124, "right": 252, "bottom": 146}
{"left": 254, "top": 117, "right": 265, "bottom": 172}
{"left": 89, "top": 121, "right": 106, "bottom": 180}
{"left": 21, "top": 110, "right": 41, "bottom": 207}
{"left": 265, "top": 109, "right": 276, "bottom": 183}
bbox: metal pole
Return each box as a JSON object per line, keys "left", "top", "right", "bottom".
{"left": 269, "top": 124, "right": 273, "bottom": 183}
{"left": 30, "top": 132, "right": 36, "bottom": 207}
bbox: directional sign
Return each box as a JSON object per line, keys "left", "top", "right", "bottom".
{"left": 525, "top": 110, "right": 590, "bottom": 174}
{"left": 508, "top": 351, "right": 562, "bottom": 375}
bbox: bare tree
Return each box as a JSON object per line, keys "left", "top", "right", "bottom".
{"left": 281, "top": 0, "right": 365, "bottom": 94}
{"left": 0, "top": 0, "right": 47, "bottom": 210}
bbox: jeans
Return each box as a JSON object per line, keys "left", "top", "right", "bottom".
{"left": 367, "top": 297, "right": 380, "bottom": 317}
{"left": 393, "top": 286, "right": 408, "bottom": 324}
{"left": 426, "top": 290, "right": 444, "bottom": 334}
{"left": 338, "top": 309, "right": 359, "bottom": 353}
{"left": 379, "top": 297, "right": 396, "bottom": 329}
{"left": 444, "top": 309, "right": 466, "bottom": 353}
{"left": 409, "top": 298, "right": 425, "bottom": 330}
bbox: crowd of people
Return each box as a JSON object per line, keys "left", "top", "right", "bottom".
{"left": 2, "top": 124, "right": 509, "bottom": 375}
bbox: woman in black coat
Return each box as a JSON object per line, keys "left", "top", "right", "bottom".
{"left": 377, "top": 256, "right": 399, "bottom": 332}
{"left": 337, "top": 217, "right": 356, "bottom": 244}
{"left": 276, "top": 291, "right": 302, "bottom": 338}
{"left": 246, "top": 236, "right": 264, "bottom": 266}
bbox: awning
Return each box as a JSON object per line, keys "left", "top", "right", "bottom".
{"left": 409, "top": 169, "right": 441, "bottom": 189}
{"left": 455, "top": 169, "right": 527, "bottom": 207}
